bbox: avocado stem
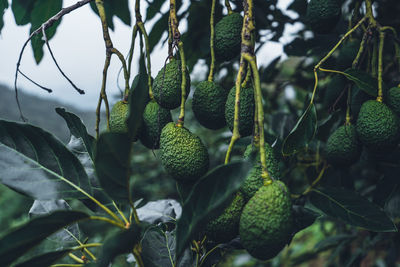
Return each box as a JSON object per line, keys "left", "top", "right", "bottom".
{"left": 377, "top": 30, "right": 385, "bottom": 102}
{"left": 207, "top": 0, "right": 216, "bottom": 82}
{"left": 224, "top": 0, "right": 233, "bottom": 15}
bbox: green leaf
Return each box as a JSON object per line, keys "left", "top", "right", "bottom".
{"left": 127, "top": 52, "right": 148, "bottom": 141}
{"left": 146, "top": 0, "right": 166, "bottom": 21}
{"left": 11, "top": 0, "right": 35, "bottom": 25}
{"left": 15, "top": 249, "right": 72, "bottom": 267}
{"left": 314, "top": 234, "right": 356, "bottom": 251}
{"left": 0, "top": 210, "right": 89, "bottom": 266}
{"left": 148, "top": 12, "right": 169, "bottom": 52}
{"left": 94, "top": 132, "right": 131, "bottom": 203}
{"left": 176, "top": 160, "right": 253, "bottom": 257}
{"left": 90, "top": 0, "right": 131, "bottom": 31}
{"left": 30, "top": 0, "right": 63, "bottom": 64}
{"left": 96, "top": 223, "right": 144, "bottom": 267}
{"left": 309, "top": 187, "right": 397, "bottom": 232}
{"left": 56, "top": 107, "right": 95, "bottom": 160}
{"left": 0, "top": 0, "right": 8, "bottom": 33}
{"left": 342, "top": 69, "right": 386, "bottom": 97}
{"left": 282, "top": 103, "right": 317, "bottom": 156}
{"left": 0, "top": 120, "right": 92, "bottom": 200}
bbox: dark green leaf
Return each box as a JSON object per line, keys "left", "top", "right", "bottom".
{"left": 127, "top": 52, "right": 148, "bottom": 141}
{"left": 96, "top": 223, "right": 144, "bottom": 267}
{"left": 176, "top": 160, "right": 253, "bottom": 257}
{"left": 0, "top": 0, "right": 8, "bottom": 33}
{"left": 11, "top": 0, "right": 35, "bottom": 25}
{"left": 314, "top": 234, "right": 356, "bottom": 251}
{"left": 30, "top": 0, "right": 63, "bottom": 63}
{"left": 0, "top": 210, "right": 89, "bottom": 266}
{"left": 0, "top": 120, "right": 92, "bottom": 200}
{"left": 94, "top": 132, "right": 131, "bottom": 203}
{"left": 282, "top": 103, "right": 317, "bottom": 156}
{"left": 146, "top": 0, "right": 166, "bottom": 21}
{"left": 309, "top": 187, "right": 397, "bottom": 232}
{"left": 292, "top": 205, "right": 319, "bottom": 234}
{"left": 15, "top": 249, "right": 72, "bottom": 267}
{"left": 342, "top": 69, "right": 387, "bottom": 97}
{"left": 90, "top": 0, "right": 131, "bottom": 31}
{"left": 148, "top": 12, "right": 169, "bottom": 52}
{"left": 56, "top": 107, "right": 95, "bottom": 160}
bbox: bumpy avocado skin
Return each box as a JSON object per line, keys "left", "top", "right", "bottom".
{"left": 386, "top": 87, "right": 400, "bottom": 116}
{"left": 239, "top": 180, "right": 293, "bottom": 260}
{"left": 153, "top": 59, "right": 191, "bottom": 109}
{"left": 306, "top": 0, "right": 341, "bottom": 34}
{"left": 356, "top": 100, "right": 400, "bottom": 151}
{"left": 225, "top": 86, "right": 255, "bottom": 137}
{"left": 205, "top": 192, "right": 245, "bottom": 243}
{"left": 325, "top": 124, "right": 361, "bottom": 166}
{"left": 139, "top": 101, "right": 172, "bottom": 149}
{"left": 160, "top": 122, "right": 209, "bottom": 181}
{"left": 215, "top": 13, "right": 243, "bottom": 61}
{"left": 192, "top": 81, "right": 228, "bottom": 130}
{"left": 241, "top": 143, "right": 281, "bottom": 201}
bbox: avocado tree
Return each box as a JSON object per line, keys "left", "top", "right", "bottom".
{"left": 0, "top": 0, "right": 400, "bottom": 266}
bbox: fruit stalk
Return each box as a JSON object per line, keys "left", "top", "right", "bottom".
{"left": 207, "top": 0, "right": 216, "bottom": 82}
{"left": 377, "top": 30, "right": 385, "bottom": 102}
{"left": 225, "top": 0, "right": 233, "bottom": 15}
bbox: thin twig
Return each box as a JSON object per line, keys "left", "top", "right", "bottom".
{"left": 18, "top": 70, "right": 52, "bottom": 93}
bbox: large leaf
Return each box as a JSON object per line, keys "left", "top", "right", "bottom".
{"left": 282, "top": 103, "right": 317, "bottom": 156}
{"left": 148, "top": 12, "right": 169, "bottom": 52}
{"left": 176, "top": 160, "right": 253, "bottom": 257}
{"left": 0, "top": 0, "right": 8, "bottom": 33}
{"left": 96, "top": 223, "right": 144, "bottom": 267}
{"left": 11, "top": 0, "right": 35, "bottom": 25}
{"left": 15, "top": 249, "right": 72, "bottom": 267}
{"left": 140, "top": 227, "right": 194, "bottom": 267}
{"left": 90, "top": 0, "right": 131, "bottom": 31}
{"left": 136, "top": 199, "right": 182, "bottom": 224}
{"left": 0, "top": 210, "right": 89, "bottom": 266}
{"left": 56, "top": 107, "right": 95, "bottom": 160}
{"left": 309, "top": 187, "right": 397, "bottom": 232}
{"left": 30, "top": 0, "right": 63, "bottom": 63}
{"left": 0, "top": 120, "right": 92, "bottom": 200}
{"left": 342, "top": 69, "right": 387, "bottom": 97}
{"left": 126, "top": 49, "right": 149, "bottom": 141}
{"left": 146, "top": 0, "right": 166, "bottom": 21}
{"left": 94, "top": 132, "right": 131, "bottom": 203}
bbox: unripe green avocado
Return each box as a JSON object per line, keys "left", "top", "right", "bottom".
{"left": 110, "top": 100, "right": 128, "bottom": 133}
{"left": 356, "top": 100, "right": 400, "bottom": 151}
{"left": 241, "top": 143, "right": 281, "bottom": 201}
{"left": 239, "top": 180, "right": 293, "bottom": 260}
{"left": 192, "top": 81, "right": 228, "bottom": 130}
{"left": 152, "top": 59, "right": 191, "bottom": 109}
{"left": 139, "top": 100, "right": 172, "bottom": 149}
{"left": 160, "top": 122, "right": 209, "bottom": 181}
{"left": 306, "top": 0, "right": 341, "bottom": 34}
{"left": 386, "top": 87, "right": 400, "bottom": 116}
{"left": 205, "top": 192, "right": 245, "bottom": 243}
{"left": 325, "top": 124, "right": 361, "bottom": 166}
{"left": 215, "top": 12, "right": 243, "bottom": 61}
{"left": 225, "top": 86, "right": 255, "bottom": 137}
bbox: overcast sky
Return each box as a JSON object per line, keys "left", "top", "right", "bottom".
{"left": 0, "top": 0, "right": 295, "bottom": 111}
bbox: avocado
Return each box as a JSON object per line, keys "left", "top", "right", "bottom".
{"left": 215, "top": 12, "right": 243, "bottom": 61}
{"left": 325, "top": 124, "right": 361, "bottom": 166}
{"left": 192, "top": 81, "right": 228, "bottom": 130}
{"left": 386, "top": 87, "right": 400, "bottom": 116}
{"left": 205, "top": 192, "right": 245, "bottom": 243}
{"left": 152, "top": 59, "right": 191, "bottom": 109}
{"left": 110, "top": 100, "right": 128, "bottom": 134}
{"left": 241, "top": 143, "right": 281, "bottom": 201}
{"left": 239, "top": 180, "right": 293, "bottom": 260}
{"left": 306, "top": 0, "right": 342, "bottom": 34}
{"left": 139, "top": 100, "right": 172, "bottom": 149}
{"left": 160, "top": 122, "right": 209, "bottom": 181}
{"left": 356, "top": 100, "right": 400, "bottom": 151}
{"left": 225, "top": 86, "right": 255, "bottom": 137}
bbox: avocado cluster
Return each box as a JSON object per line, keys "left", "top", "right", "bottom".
{"left": 239, "top": 180, "right": 293, "bottom": 260}
{"left": 192, "top": 81, "right": 228, "bottom": 130}
{"left": 205, "top": 192, "right": 245, "bottom": 243}
{"left": 325, "top": 124, "right": 361, "bottom": 166}
{"left": 241, "top": 143, "right": 281, "bottom": 201}
{"left": 159, "top": 122, "right": 209, "bottom": 181}
{"left": 139, "top": 100, "right": 172, "bottom": 149}
{"left": 225, "top": 86, "right": 255, "bottom": 137}
{"left": 306, "top": 0, "right": 342, "bottom": 34}
{"left": 214, "top": 12, "right": 243, "bottom": 61}
{"left": 152, "top": 59, "right": 191, "bottom": 109}
{"left": 356, "top": 100, "right": 400, "bottom": 151}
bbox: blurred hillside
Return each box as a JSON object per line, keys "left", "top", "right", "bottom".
{"left": 0, "top": 84, "right": 105, "bottom": 143}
